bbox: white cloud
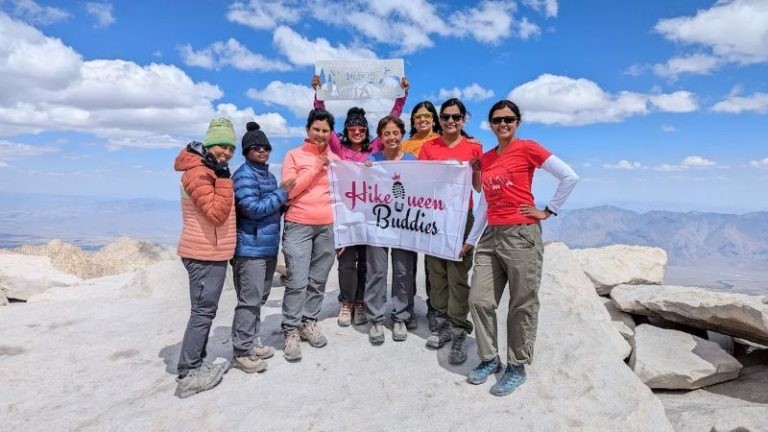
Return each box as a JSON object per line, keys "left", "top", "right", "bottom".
{"left": 0, "top": 139, "right": 58, "bottom": 166}
{"left": 648, "top": 91, "right": 698, "bottom": 113}
{"left": 681, "top": 155, "right": 717, "bottom": 168}
{"left": 0, "top": 14, "right": 300, "bottom": 148}
{"left": 651, "top": 54, "right": 721, "bottom": 79}
{"left": 85, "top": 2, "right": 114, "bottom": 28}
{"left": 226, "top": 0, "right": 301, "bottom": 29}
{"left": 712, "top": 92, "right": 768, "bottom": 114}
{"left": 749, "top": 157, "right": 768, "bottom": 168}
{"left": 653, "top": 0, "right": 768, "bottom": 77}
{"left": 661, "top": 124, "right": 676, "bottom": 132}
{"left": 6, "top": 0, "right": 69, "bottom": 25}
{"left": 506, "top": 74, "right": 697, "bottom": 126}
{"left": 438, "top": 83, "right": 495, "bottom": 102}
{"left": 516, "top": 17, "right": 541, "bottom": 39}
{"left": 272, "top": 26, "right": 377, "bottom": 66}
{"left": 479, "top": 120, "right": 491, "bottom": 131}
{"left": 179, "top": 39, "right": 291, "bottom": 71}
{"left": 449, "top": 1, "right": 516, "bottom": 43}
{"left": 603, "top": 160, "right": 645, "bottom": 170}
{"left": 653, "top": 163, "right": 687, "bottom": 172}
{"left": 522, "top": 0, "right": 558, "bottom": 17}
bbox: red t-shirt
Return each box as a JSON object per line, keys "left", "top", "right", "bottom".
{"left": 480, "top": 139, "right": 551, "bottom": 225}
{"left": 419, "top": 136, "right": 483, "bottom": 209}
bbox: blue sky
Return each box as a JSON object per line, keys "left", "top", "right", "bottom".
{"left": 0, "top": 0, "right": 766, "bottom": 212}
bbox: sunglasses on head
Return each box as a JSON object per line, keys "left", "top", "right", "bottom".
{"left": 439, "top": 113, "right": 464, "bottom": 122}
{"left": 490, "top": 116, "right": 518, "bottom": 125}
{"left": 413, "top": 112, "right": 433, "bottom": 121}
{"left": 346, "top": 126, "right": 367, "bottom": 134}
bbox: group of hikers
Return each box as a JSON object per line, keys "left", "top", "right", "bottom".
{"left": 172, "top": 76, "right": 579, "bottom": 399}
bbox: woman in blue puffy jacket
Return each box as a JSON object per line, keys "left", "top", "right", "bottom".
{"left": 230, "top": 122, "right": 294, "bottom": 373}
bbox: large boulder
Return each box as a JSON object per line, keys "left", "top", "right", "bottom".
{"left": 630, "top": 324, "right": 742, "bottom": 389}
{"left": 612, "top": 284, "right": 768, "bottom": 345}
{"left": 0, "top": 254, "right": 81, "bottom": 301}
{"left": 573, "top": 245, "right": 667, "bottom": 295}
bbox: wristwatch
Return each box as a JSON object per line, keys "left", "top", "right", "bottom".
{"left": 544, "top": 206, "right": 557, "bottom": 216}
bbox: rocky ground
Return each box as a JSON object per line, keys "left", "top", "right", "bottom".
{"left": 0, "top": 240, "right": 766, "bottom": 431}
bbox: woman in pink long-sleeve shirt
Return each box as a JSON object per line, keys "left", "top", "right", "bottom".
{"left": 310, "top": 74, "right": 410, "bottom": 328}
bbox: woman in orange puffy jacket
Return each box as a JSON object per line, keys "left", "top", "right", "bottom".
{"left": 172, "top": 118, "right": 237, "bottom": 399}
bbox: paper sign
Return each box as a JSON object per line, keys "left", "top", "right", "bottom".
{"left": 315, "top": 59, "right": 405, "bottom": 101}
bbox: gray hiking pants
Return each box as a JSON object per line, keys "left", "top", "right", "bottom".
{"left": 231, "top": 256, "right": 277, "bottom": 356}
{"left": 281, "top": 222, "right": 335, "bottom": 330}
{"left": 177, "top": 258, "right": 227, "bottom": 377}
{"left": 469, "top": 224, "right": 543, "bottom": 365}
{"left": 364, "top": 246, "right": 416, "bottom": 324}
{"left": 337, "top": 245, "right": 366, "bottom": 302}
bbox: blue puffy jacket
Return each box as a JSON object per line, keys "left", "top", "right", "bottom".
{"left": 233, "top": 160, "right": 288, "bottom": 258}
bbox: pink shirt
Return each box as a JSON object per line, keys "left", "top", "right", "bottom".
{"left": 281, "top": 140, "right": 340, "bottom": 225}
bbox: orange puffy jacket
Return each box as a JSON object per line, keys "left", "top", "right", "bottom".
{"left": 174, "top": 143, "right": 236, "bottom": 261}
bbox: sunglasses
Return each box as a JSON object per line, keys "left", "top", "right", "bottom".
{"left": 346, "top": 126, "right": 367, "bottom": 134}
{"left": 413, "top": 112, "right": 433, "bottom": 121}
{"left": 490, "top": 116, "right": 518, "bottom": 125}
{"left": 251, "top": 146, "right": 272, "bottom": 153}
{"left": 439, "top": 113, "right": 464, "bottom": 122}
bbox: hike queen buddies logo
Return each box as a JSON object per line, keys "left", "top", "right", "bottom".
{"left": 342, "top": 172, "right": 440, "bottom": 235}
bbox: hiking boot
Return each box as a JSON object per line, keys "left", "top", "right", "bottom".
{"left": 353, "top": 300, "right": 368, "bottom": 325}
{"left": 392, "top": 321, "right": 408, "bottom": 342}
{"left": 248, "top": 339, "right": 275, "bottom": 360}
{"left": 448, "top": 328, "right": 468, "bottom": 365}
{"left": 283, "top": 329, "right": 302, "bottom": 362}
{"left": 467, "top": 357, "right": 502, "bottom": 385}
{"left": 425, "top": 318, "right": 451, "bottom": 349}
{"left": 299, "top": 319, "right": 328, "bottom": 348}
{"left": 175, "top": 360, "right": 229, "bottom": 399}
{"left": 369, "top": 323, "right": 385, "bottom": 345}
{"left": 490, "top": 364, "right": 527, "bottom": 396}
{"left": 405, "top": 315, "right": 418, "bottom": 330}
{"left": 427, "top": 309, "right": 438, "bottom": 332}
{"left": 338, "top": 301, "right": 353, "bottom": 327}
{"left": 233, "top": 354, "right": 267, "bottom": 373}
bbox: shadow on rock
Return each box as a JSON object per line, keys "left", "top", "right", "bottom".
{"left": 158, "top": 325, "right": 234, "bottom": 376}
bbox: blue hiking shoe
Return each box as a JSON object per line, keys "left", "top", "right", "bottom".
{"left": 467, "top": 357, "right": 502, "bottom": 385}
{"left": 490, "top": 364, "right": 526, "bottom": 396}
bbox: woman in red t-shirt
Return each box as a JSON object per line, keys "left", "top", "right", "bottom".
{"left": 464, "top": 100, "right": 579, "bottom": 396}
{"left": 417, "top": 98, "right": 482, "bottom": 365}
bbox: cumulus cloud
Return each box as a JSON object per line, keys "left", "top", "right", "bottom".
{"left": 226, "top": 0, "right": 301, "bottom": 29}
{"left": 0, "top": 14, "right": 299, "bottom": 148}
{"left": 438, "top": 83, "right": 495, "bottom": 102}
{"left": 516, "top": 17, "right": 541, "bottom": 39}
{"left": 749, "top": 157, "right": 768, "bottom": 168}
{"left": 603, "top": 160, "right": 645, "bottom": 170}
{"left": 449, "top": 1, "right": 516, "bottom": 44}
{"left": 712, "top": 92, "right": 768, "bottom": 114}
{"left": 85, "top": 2, "right": 114, "bottom": 28}
{"left": 681, "top": 155, "right": 717, "bottom": 167}
{"left": 273, "top": 26, "right": 378, "bottom": 66}
{"left": 179, "top": 38, "right": 291, "bottom": 71}
{"left": 522, "top": 0, "right": 558, "bottom": 17}
{"left": 506, "top": 74, "right": 697, "bottom": 126}
{"left": 652, "top": 0, "right": 768, "bottom": 77}
{"left": 6, "top": 0, "right": 69, "bottom": 25}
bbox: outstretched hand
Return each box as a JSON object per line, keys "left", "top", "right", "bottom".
{"left": 311, "top": 74, "right": 321, "bottom": 91}
{"left": 401, "top": 76, "right": 410, "bottom": 92}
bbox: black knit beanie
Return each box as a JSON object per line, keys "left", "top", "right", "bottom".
{"left": 241, "top": 122, "right": 271, "bottom": 155}
{"left": 344, "top": 108, "right": 368, "bottom": 129}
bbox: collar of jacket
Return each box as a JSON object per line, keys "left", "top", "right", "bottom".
{"left": 245, "top": 159, "right": 269, "bottom": 171}
{"left": 301, "top": 139, "right": 330, "bottom": 155}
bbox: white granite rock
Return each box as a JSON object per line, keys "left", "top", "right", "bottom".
{"left": 573, "top": 245, "right": 667, "bottom": 295}
{"left": 612, "top": 284, "right": 768, "bottom": 345}
{"left": 0, "top": 254, "right": 82, "bottom": 301}
{"left": 630, "top": 324, "right": 742, "bottom": 389}
{"left": 0, "top": 242, "right": 672, "bottom": 431}
{"left": 601, "top": 297, "right": 636, "bottom": 340}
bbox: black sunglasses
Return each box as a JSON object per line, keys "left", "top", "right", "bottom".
{"left": 251, "top": 145, "right": 272, "bottom": 152}
{"left": 490, "top": 116, "right": 518, "bottom": 125}
{"left": 439, "top": 113, "right": 464, "bottom": 122}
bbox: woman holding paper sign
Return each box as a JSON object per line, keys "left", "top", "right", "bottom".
{"left": 417, "top": 98, "right": 483, "bottom": 365}
{"left": 463, "top": 100, "right": 578, "bottom": 396}
{"left": 361, "top": 116, "right": 417, "bottom": 344}
{"left": 311, "top": 74, "right": 410, "bottom": 329}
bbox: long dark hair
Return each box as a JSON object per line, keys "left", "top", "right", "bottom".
{"left": 440, "top": 98, "right": 472, "bottom": 138}
{"left": 341, "top": 107, "right": 372, "bottom": 152}
{"left": 409, "top": 100, "right": 440, "bottom": 137}
{"left": 487, "top": 99, "right": 522, "bottom": 122}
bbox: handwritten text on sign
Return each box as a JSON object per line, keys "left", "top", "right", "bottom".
{"left": 329, "top": 161, "right": 472, "bottom": 261}
{"left": 315, "top": 59, "right": 405, "bottom": 101}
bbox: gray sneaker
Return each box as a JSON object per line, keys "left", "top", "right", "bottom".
{"left": 426, "top": 318, "right": 451, "bottom": 349}
{"left": 392, "top": 321, "right": 408, "bottom": 342}
{"left": 175, "top": 360, "right": 229, "bottom": 399}
{"left": 299, "top": 319, "right": 328, "bottom": 348}
{"left": 233, "top": 355, "right": 267, "bottom": 373}
{"left": 283, "top": 329, "right": 302, "bottom": 362}
{"left": 449, "top": 328, "right": 468, "bottom": 364}
{"left": 369, "top": 323, "right": 385, "bottom": 345}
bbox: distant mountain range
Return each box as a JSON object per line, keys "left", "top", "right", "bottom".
{"left": 543, "top": 206, "right": 768, "bottom": 265}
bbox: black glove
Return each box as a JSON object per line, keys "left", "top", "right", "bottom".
{"left": 203, "top": 153, "right": 231, "bottom": 179}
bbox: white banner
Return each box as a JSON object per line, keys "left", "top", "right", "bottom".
{"left": 315, "top": 59, "right": 405, "bottom": 101}
{"left": 329, "top": 161, "right": 472, "bottom": 261}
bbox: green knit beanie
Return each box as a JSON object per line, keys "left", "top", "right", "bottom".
{"left": 203, "top": 118, "right": 236, "bottom": 148}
